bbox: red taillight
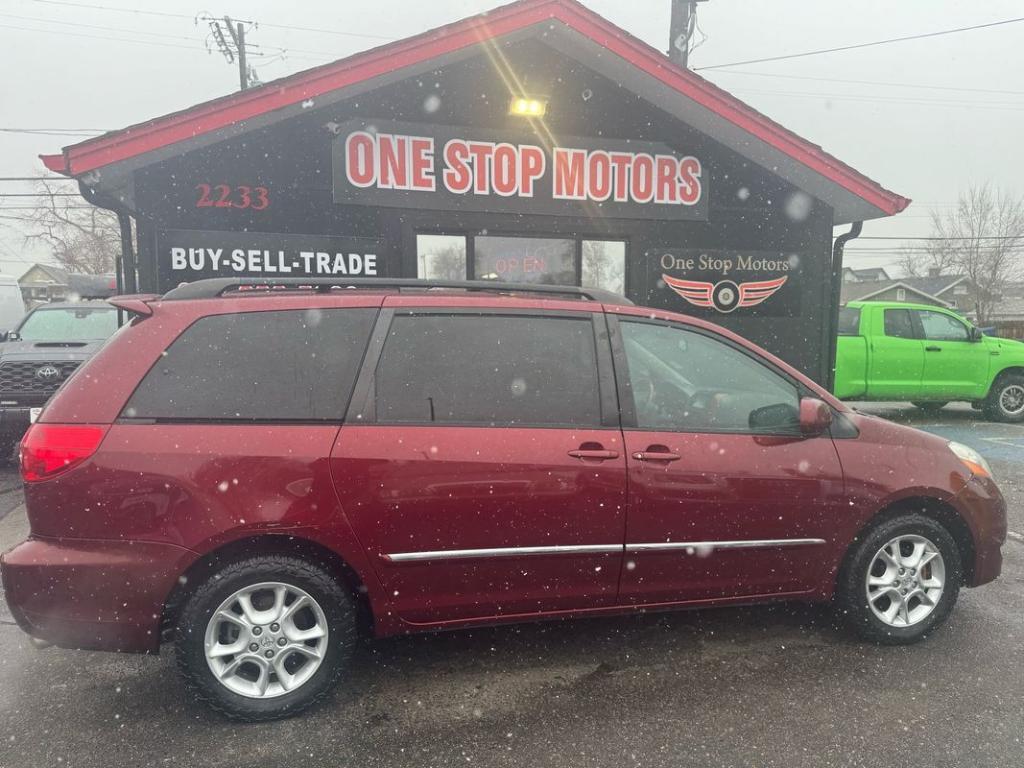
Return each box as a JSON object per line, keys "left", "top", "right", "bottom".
{"left": 20, "top": 424, "right": 108, "bottom": 483}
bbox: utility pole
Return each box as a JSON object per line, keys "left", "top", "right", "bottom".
{"left": 227, "top": 18, "right": 247, "bottom": 91}
{"left": 202, "top": 15, "right": 260, "bottom": 91}
{"left": 669, "top": 0, "right": 708, "bottom": 68}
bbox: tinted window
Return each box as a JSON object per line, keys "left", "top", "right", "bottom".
{"left": 124, "top": 309, "right": 376, "bottom": 421}
{"left": 883, "top": 309, "right": 916, "bottom": 339}
{"left": 837, "top": 307, "right": 861, "bottom": 335}
{"left": 374, "top": 314, "right": 601, "bottom": 426}
{"left": 620, "top": 321, "right": 799, "bottom": 433}
{"left": 17, "top": 307, "right": 118, "bottom": 342}
{"left": 917, "top": 310, "right": 970, "bottom": 341}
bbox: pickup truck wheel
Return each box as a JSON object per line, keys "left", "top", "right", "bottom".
{"left": 911, "top": 401, "right": 947, "bottom": 413}
{"left": 837, "top": 514, "right": 961, "bottom": 645}
{"left": 983, "top": 373, "right": 1024, "bottom": 423}
{"left": 174, "top": 555, "right": 357, "bottom": 722}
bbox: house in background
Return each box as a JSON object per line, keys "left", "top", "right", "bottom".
{"left": 841, "top": 267, "right": 891, "bottom": 283}
{"left": 18, "top": 263, "right": 69, "bottom": 307}
{"left": 18, "top": 264, "right": 118, "bottom": 308}
{"left": 840, "top": 272, "right": 976, "bottom": 310}
{"left": 987, "top": 282, "right": 1024, "bottom": 339}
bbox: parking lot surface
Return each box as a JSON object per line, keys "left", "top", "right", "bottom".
{"left": 1, "top": 404, "right": 1022, "bottom": 768}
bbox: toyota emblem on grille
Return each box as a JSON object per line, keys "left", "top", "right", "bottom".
{"left": 35, "top": 365, "right": 61, "bottom": 381}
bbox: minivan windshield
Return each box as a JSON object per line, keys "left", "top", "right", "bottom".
{"left": 16, "top": 307, "right": 118, "bottom": 342}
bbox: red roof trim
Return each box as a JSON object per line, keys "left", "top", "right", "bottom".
{"left": 40, "top": 153, "right": 68, "bottom": 174}
{"left": 45, "top": 0, "right": 908, "bottom": 216}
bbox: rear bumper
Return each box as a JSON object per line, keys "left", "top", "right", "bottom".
{"left": 1, "top": 535, "right": 194, "bottom": 653}
{"left": 957, "top": 475, "right": 1007, "bottom": 587}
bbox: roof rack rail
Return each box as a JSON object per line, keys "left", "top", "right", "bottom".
{"left": 160, "top": 277, "right": 633, "bottom": 305}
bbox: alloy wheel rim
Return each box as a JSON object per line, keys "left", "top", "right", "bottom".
{"left": 865, "top": 535, "right": 945, "bottom": 628}
{"left": 204, "top": 581, "right": 329, "bottom": 699}
{"left": 999, "top": 384, "right": 1024, "bottom": 415}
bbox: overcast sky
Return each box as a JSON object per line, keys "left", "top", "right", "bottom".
{"left": 1, "top": 0, "right": 1022, "bottom": 276}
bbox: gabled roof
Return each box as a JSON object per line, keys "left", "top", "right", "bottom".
{"left": 840, "top": 279, "right": 951, "bottom": 306}
{"left": 40, "top": 0, "right": 909, "bottom": 223}
{"left": 903, "top": 275, "right": 969, "bottom": 296}
{"left": 18, "top": 263, "right": 69, "bottom": 284}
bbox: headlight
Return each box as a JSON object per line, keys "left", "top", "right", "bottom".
{"left": 948, "top": 441, "right": 993, "bottom": 479}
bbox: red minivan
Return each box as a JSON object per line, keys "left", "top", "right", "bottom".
{"left": 0, "top": 279, "right": 1007, "bottom": 721}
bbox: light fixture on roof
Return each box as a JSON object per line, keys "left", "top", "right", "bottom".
{"left": 509, "top": 97, "right": 547, "bottom": 117}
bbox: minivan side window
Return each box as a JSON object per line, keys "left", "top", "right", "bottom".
{"left": 374, "top": 314, "right": 602, "bottom": 427}
{"left": 619, "top": 321, "right": 800, "bottom": 433}
{"left": 917, "top": 310, "right": 970, "bottom": 341}
{"left": 883, "top": 308, "right": 916, "bottom": 339}
{"left": 123, "top": 309, "right": 376, "bottom": 421}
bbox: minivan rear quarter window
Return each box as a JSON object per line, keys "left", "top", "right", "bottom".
{"left": 123, "top": 308, "right": 376, "bottom": 421}
{"left": 374, "top": 313, "right": 601, "bottom": 426}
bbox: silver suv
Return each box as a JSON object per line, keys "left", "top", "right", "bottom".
{"left": 0, "top": 302, "right": 119, "bottom": 461}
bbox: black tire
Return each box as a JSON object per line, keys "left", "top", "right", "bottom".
{"left": 836, "top": 514, "right": 962, "bottom": 645}
{"left": 983, "top": 372, "right": 1024, "bottom": 423}
{"left": 910, "top": 401, "right": 948, "bottom": 413}
{"left": 174, "top": 555, "right": 357, "bottom": 721}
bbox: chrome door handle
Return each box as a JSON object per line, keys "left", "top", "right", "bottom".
{"left": 632, "top": 451, "right": 681, "bottom": 462}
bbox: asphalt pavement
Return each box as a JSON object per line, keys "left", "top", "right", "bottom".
{"left": 1, "top": 404, "right": 1022, "bottom": 768}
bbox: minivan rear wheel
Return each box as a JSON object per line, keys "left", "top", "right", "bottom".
{"left": 174, "top": 555, "right": 356, "bottom": 721}
{"left": 837, "top": 514, "right": 961, "bottom": 645}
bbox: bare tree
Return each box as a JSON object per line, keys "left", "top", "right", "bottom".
{"left": 17, "top": 176, "right": 120, "bottom": 275}
{"left": 903, "top": 185, "right": 1024, "bottom": 324}
{"left": 897, "top": 241, "right": 957, "bottom": 278}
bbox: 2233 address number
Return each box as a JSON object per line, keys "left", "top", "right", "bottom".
{"left": 195, "top": 183, "right": 270, "bottom": 210}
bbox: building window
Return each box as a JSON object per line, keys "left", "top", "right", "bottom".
{"left": 582, "top": 240, "right": 626, "bottom": 295}
{"left": 953, "top": 283, "right": 968, "bottom": 295}
{"left": 896, "top": 288, "right": 906, "bottom": 301}
{"left": 416, "top": 234, "right": 467, "bottom": 280}
{"left": 474, "top": 235, "right": 575, "bottom": 284}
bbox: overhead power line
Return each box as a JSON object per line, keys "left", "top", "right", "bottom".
{"left": 856, "top": 235, "right": 1024, "bottom": 241}
{"left": 709, "top": 69, "right": 1024, "bottom": 97}
{"left": 0, "top": 193, "right": 82, "bottom": 198}
{"left": 695, "top": 16, "right": 1024, "bottom": 70}
{"left": 32, "top": 0, "right": 394, "bottom": 41}
{"left": 0, "top": 176, "right": 77, "bottom": 182}
{"left": 0, "top": 128, "right": 106, "bottom": 136}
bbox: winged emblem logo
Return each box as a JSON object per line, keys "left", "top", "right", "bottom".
{"left": 662, "top": 273, "right": 788, "bottom": 313}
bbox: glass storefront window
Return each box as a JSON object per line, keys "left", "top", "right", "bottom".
{"left": 581, "top": 240, "right": 626, "bottom": 295}
{"left": 416, "top": 234, "right": 467, "bottom": 280}
{"left": 474, "top": 236, "right": 575, "bottom": 284}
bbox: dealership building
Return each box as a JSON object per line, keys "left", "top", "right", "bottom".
{"left": 41, "top": 0, "right": 908, "bottom": 384}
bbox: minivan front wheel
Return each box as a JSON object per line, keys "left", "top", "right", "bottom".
{"left": 175, "top": 555, "right": 356, "bottom": 721}
{"left": 837, "top": 515, "right": 961, "bottom": 645}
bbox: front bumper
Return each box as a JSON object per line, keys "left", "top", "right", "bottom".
{"left": 0, "top": 406, "right": 31, "bottom": 440}
{"left": 956, "top": 475, "right": 1007, "bottom": 587}
{"left": 1, "top": 535, "right": 195, "bottom": 653}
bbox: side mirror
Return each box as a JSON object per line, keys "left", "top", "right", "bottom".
{"left": 799, "top": 397, "right": 833, "bottom": 436}
{"left": 4, "top": 331, "right": 19, "bottom": 342}
{"left": 969, "top": 326, "right": 984, "bottom": 342}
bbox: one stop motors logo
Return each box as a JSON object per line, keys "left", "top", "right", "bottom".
{"left": 663, "top": 273, "right": 788, "bottom": 313}
{"left": 653, "top": 249, "right": 801, "bottom": 317}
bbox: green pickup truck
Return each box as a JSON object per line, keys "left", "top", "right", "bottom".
{"left": 834, "top": 300, "right": 1024, "bottom": 422}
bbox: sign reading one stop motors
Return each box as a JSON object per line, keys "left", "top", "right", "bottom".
{"left": 333, "top": 120, "right": 707, "bottom": 221}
